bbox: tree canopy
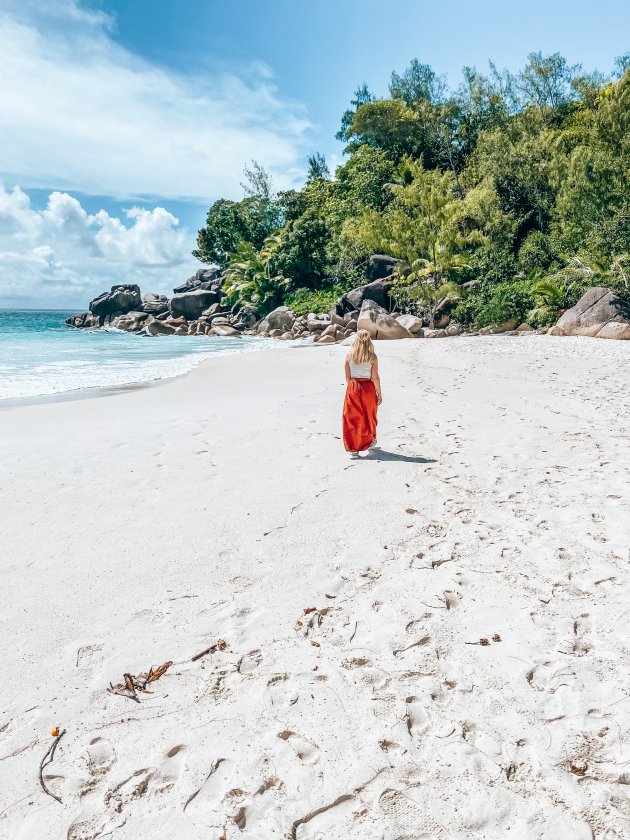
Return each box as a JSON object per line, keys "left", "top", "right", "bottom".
{"left": 195, "top": 53, "right": 630, "bottom": 325}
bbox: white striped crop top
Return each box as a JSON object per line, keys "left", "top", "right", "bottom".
{"left": 349, "top": 361, "right": 372, "bottom": 379}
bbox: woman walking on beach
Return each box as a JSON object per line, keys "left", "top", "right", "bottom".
{"left": 343, "top": 329, "right": 382, "bottom": 458}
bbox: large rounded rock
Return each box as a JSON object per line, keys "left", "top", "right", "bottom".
{"left": 146, "top": 319, "right": 177, "bottom": 336}
{"left": 306, "top": 314, "right": 330, "bottom": 332}
{"left": 173, "top": 268, "right": 223, "bottom": 295}
{"left": 554, "top": 287, "right": 630, "bottom": 339}
{"left": 65, "top": 312, "right": 100, "bottom": 329}
{"left": 201, "top": 303, "right": 223, "bottom": 318}
{"left": 366, "top": 254, "right": 398, "bottom": 281}
{"left": 479, "top": 318, "right": 518, "bottom": 335}
{"left": 357, "top": 300, "right": 413, "bottom": 340}
{"left": 142, "top": 293, "right": 169, "bottom": 314}
{"left": 233, "top": 307, "right": 257, "bottom": 329}
{"left": 334, "top": 278, "right": 393, "bottom": 317}
{"left": 209, "top": 324, "right": 242, "bottom": 337}
{"left": 258, "top": 306, "right": 296, "bottom": 333}
{"left": 204, "top": 315, "right": 232, "bottom": 326}
{"left": 89, "top": 284, "right": 141, "bottom": 317}
{"left": 170, "top": 288, "right": 221, "bottom": 320}
{"left": 320, "top": 324, "right": 339, "bottom": 338}
{"left": 111, "top": 311, "right": 149, "bottom": 332}
{"left": 146, "top": 317, "right": 187, "bottom": 336}
{"left": 396, "top": 314, "right": 425, "bottom": 336}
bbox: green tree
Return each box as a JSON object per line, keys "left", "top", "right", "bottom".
{"left": 194, "top": 163, "right": 282, "bottom": 267}
{"left": 347, "top": 159, "right": 482, "bottom": 281}
{"left": 336, "top": 83, "right": 374, "bottom": 142}
{"left": 346, "top": 99, "right": 425, "bottom": 156}
{"left": 552, "top": 72, "right": 629, "bottom": 255}
{"left": 306, "top": 152, "right": 330, "bottom": 182}
{"left": 511, "top": 52, "right": 581, "bottom": 114}
{"left": 274, "top": 180, "right": 332, "bottom": 288}
{"left": 223, "top": 234, "right": 287, "bottom": 313}
{"left": 389, "top": 59, "right": 446, "bottom": 104}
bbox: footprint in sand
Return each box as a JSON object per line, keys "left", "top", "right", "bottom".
{"left": 183, "top": 757, "right": 230, "bottom": 816}
{"left": 76, "top": 643, "right": 103, "bottom": 668}
{"left": 86, "top": 737, "right": 117, "bottom": 778}
{"left": 104, "top": 768, "right": 155, "bottom": 813}
{"left": 244, "top": 777, "right": 288, "bottom": 830}
{"left": 277, "top": 730, "right": 320, "bottom": 764}
{"left": 67, "top": 818, "right": 109, "bottom": 840}
{"left": 405, "top": 696, "right": 431, "bottom": 739}
{"left": 422, "top": 522, "right": 447, "bottom": 539}
{"left": 526, "top": 661, "right": 575, "bottom": 693}
{"left": 443, "top": 590, "right": 460, "bottom": 610}
{"left": 569, "top": 613, "right": 592, "bottom": 655}
{"left": 266, "top": 673, "right": 299, "bottom": 707}
{"left": 379, "top": 789, "right": 449, "bottom": 838}
{"left": 159, "top": 744, "right": 188, "bottom": 791}
{"left": 238, "top": 649, "right": 263, "bottom": 675}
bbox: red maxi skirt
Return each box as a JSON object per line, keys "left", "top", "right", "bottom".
{"left": 343, "top": 378, "right": 378, "bottom": 452}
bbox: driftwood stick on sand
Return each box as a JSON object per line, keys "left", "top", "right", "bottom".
{"left": 39, "top": 728, "right": 66, "bottom": 804}
{"left": 192, "top": 640, "right": 227, "bottom": 662}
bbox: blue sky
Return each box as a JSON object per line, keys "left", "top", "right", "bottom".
{"left": 107, "top": 0, "right": 629, "bottom": 173}
{"left": 0, "top": 0, "right": 628, "bottom": 307}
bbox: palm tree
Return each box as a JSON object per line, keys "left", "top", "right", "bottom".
{"left": 223, "top": 233, "right": 287, "bottom": 313}
{"left": 527, "top": 277, "right": 566, "bottom": 325}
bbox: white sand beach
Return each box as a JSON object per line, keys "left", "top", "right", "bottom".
{"left": 1, "top": 335, "right": 629, "bottom": 840}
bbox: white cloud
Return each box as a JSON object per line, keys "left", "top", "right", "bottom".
{"left": 0, "top": 0, "right": 311, "bottom": 201}
{"left": 0, "top": 184, "right": 197, "bottom": 307}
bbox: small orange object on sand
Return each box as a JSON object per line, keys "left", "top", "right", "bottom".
{"left": 51, "top": 726, "right": 59, "bottom": 737}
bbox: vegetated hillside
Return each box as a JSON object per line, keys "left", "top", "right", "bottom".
{"left": 195, "top": 53, "right": 630, "bottom": 328}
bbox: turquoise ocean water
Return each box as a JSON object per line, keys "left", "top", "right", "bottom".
{"left": 0, "top": 310, "right": 262, "bottom": 400}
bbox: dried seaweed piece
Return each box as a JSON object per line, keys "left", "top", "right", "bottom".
{"left": 107, "top": 682, "right": 140, "bottom": 703}
{"left": 146, "top": 661, "right": 173, "bottom": 683}
{"left": 109, "top": 659, "right": 174, "bottom": 702}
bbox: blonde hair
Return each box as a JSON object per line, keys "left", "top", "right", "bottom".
{"left": 350, "top": 329, "right": 376, "bottom": 364}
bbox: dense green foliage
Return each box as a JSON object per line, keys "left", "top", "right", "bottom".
{"left": 284, "top": 284, "right": 351, "bottom": 316}
{"left": 195, "top": 53, "right": 630, "bottom": 324}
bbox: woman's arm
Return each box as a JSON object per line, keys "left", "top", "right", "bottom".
{"left": 372, "top": 357, "right": 382, "bottom": 404}
{"left": 344, "top": 356, "right": 351, "bottom": 384}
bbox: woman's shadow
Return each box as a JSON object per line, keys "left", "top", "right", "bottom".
{"left": 365, "top": 448, "right": 436, "bottom": 464}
